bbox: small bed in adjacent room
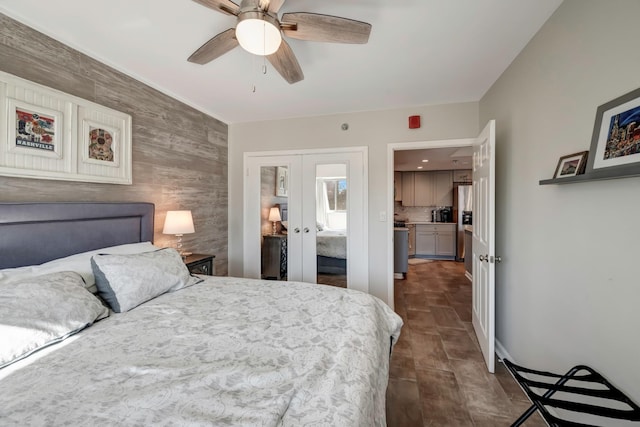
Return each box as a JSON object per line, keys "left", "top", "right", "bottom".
{"left": 0, "top": 202, "right": 402, "bottom": 426}
{"left": 316, "top": 228, "right": 347, "bottom": 275}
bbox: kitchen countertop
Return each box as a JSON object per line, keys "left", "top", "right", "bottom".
{"left": 394, "top": 227, "right": 409, "bottom": 231}
{"left": 464, "top": 225, "right": 473, "bottom": 233}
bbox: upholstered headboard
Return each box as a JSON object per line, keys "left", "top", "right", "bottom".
{"left": 0, "top": 202, "right": 154, "bottom": 269}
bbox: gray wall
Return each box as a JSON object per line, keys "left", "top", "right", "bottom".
{"left": 0, "top": 14, "right": 229, "bottom": 274}
{"left": 480, "top": 0, "right": 640, "bottom": 401}
{"left": 229, "top": 102, "right": 479, "bottom": 301}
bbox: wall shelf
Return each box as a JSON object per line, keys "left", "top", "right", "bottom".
{"left": 540, "top": 167, "right": 640, "bottom": 185}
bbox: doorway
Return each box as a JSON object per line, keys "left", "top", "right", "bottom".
{"left": 387, "top": 120, "right": 496, "bottom": 372}
{"left": 244, "top": 147, "right": 369, "bottom": 292}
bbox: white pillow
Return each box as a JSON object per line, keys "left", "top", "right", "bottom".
{"left": 0, "top": 242, "right": 159, "bottom": 293}
{"left": 91, "top": 248, "right": 201, "bottom": 313}
{"left": 0, "top": 271, "right": 109, "bottom": 368}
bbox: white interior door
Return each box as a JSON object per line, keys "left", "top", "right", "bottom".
{"left": 244, "top": 149, "right": 368, "bottom": 291}
{"left": 472, "top": 120, "right": 496, "bottom": 373}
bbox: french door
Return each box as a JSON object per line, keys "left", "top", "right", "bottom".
{"left": 243, "top": 148, "right": 368, "bottom": 292}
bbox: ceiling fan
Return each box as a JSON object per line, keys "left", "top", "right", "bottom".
{"left": 187, "top": 0, "right": 372, "bottom": 84}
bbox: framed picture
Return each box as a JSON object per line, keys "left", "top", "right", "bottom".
{"left": 7, "top": 99, "right": 63, "bottom": 159}
{"left": 1, "top": 70, "right": 131, "bottom": 184}
{"left": 586, "top": 87, "right": 640, "bottom": 174}
{"left": 81, "top": 119, "right": 120, "bottom": 167}
{"left": 276, "top": 166, "right": 288, "bottom": 197}
{"left": 76, "top": 104, "right": 132, "bottom": 184}
{"left": 553, "top": 151, "right": 589, "bottom": 179}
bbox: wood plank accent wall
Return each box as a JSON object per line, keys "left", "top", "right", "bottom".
{"left": 0, "top": 14, "right": 228, "bottom": 275}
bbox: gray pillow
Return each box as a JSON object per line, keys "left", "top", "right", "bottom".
{"left": 91, "top": 248, "right": 201, "bottom": 313}
{"left": 0, "top": 271, "right": 109, "bottom": 368}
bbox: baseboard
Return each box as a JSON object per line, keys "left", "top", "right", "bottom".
{"left": 495, "top": 338, "right": 513, "bottom": 363}
{"left": 464, "top": 271, "right": 472, "bottom": 282}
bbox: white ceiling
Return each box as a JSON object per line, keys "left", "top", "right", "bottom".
{"left": 394, "top": 147, "right": 473, "bottom": 172}
{"left": 0, "top": 0, "right": 562, "bottom": 124}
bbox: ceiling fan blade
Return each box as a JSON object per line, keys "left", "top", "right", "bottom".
{"left": 188, "top": 28, "right": 239, "bottom": 64}
{"left": 267, "top": 39, "right": 304, "bottom": 84}
{"left": 281, "top": 13, "right": 371, "bottom": 44}
{"left": 192, "top": 0, "right": 240, "bottom": 16}
{"left": 260, "top": 0, "right": 286, "bottom": 13}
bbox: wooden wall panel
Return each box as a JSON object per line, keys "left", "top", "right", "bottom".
{"left": 0, "top": 14, "right": 229, "bottom": 275}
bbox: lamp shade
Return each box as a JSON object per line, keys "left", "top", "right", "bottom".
{"left": 163, "top": 210, "right": 195, "bottom": 235}
{"left": 268, "top": 207, "right": 281, "bottom": 222}
{"left": 235, "top": 12, "right": 282, "bottom": 56}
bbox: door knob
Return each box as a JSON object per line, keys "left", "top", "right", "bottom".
{"left": 304, "top": 227, "right": 310, "bottom": 233}
{"left": 294, "top": 228, "right": 300, "bottom": 233}
{"left": 495, "top": 256, "right": 502, "bottom": 263}
{"left": 479, "top": 254, "right": 488, "bottom": 262}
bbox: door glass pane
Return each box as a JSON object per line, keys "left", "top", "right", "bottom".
{"left": 260, "top": 165, "right": 288, "bottom": 281}
{"left": 315, "top": 164, "right": 347, "bottom": 288}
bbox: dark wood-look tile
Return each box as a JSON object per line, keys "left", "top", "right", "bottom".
{"left": 494, "top": 360, "right": 530, "bottom": 402}
{"left": 431, "top": 306, "right": 466, "bottom": 330}
{"left": 450, "top": 359, "right": 514, "bottom": 417}
{"left": 386, "top": 378, "right": 425, "bottom": 427}
{"left": 415, "top": 367, "right": 474, "bottom": 427}
{"left": 390, "top": 351, "right": 418, "bottom": 380}
{"left": 439, "top": 328, "right": 485, "bottom": 362}
{"left": 406, "top": 309, "right": 439, "bottom": 335}
{"left": 388, "top": 261, "right": 542, "bottom": 426}
{"left": 411, "top": 332, "right": 451, "bottom": 372}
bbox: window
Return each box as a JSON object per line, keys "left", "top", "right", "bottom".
{"left": 325, "top": 178, "right": 347, "bottom": 211}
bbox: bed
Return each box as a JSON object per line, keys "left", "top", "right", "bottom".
{"left": 0, "top": 202, "right": 402, "bottom": 426}
{"left": 316, "top": 229, "right": 347, "bottom": 275}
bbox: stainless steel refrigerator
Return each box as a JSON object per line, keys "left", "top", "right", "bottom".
{"left": 456, "top": 185, "right": 472, "bottom": 261}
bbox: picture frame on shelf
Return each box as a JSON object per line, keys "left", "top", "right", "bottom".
{"left": 276, "top": 166, "right": 288, "bottom": 197}
{"left": 586, "top": 86, "right": 640, "bottom": 175}
{"left": 553, "top": 151, "right": 589, "bottom": 179}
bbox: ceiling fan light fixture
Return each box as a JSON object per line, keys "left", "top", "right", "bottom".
{"left": 236, "top": 11, "right": 282, "bottom": 56}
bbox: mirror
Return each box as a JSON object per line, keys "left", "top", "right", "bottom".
{"left": 315, "top": 163, "right": 347, "bottom": 288}
{"left": 260, "top": 165, "right": 288, "bottom": 280}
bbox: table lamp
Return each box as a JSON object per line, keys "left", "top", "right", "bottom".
{"left": 163, "top": 210, "right": 195, "bottom": 257}
{"left": 268, "top": 206, "right": 281, "bottom": 235}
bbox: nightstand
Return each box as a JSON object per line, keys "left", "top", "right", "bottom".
{"left": 261, "top": 235, "right": 287, "bottom": 280}
{"left": 183, "top": 253, "right": 215, "bottom": 276}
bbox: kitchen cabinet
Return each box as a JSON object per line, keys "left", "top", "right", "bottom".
{"left": 415, "top": 228, "right": 437, "bottom": 254}
{"left": 402, "top": 171, "right": 453, "bottom": 207}
{"left": 394, "top": 171, "right": 402, "bottom": 202}
{"left": 434, "top": 171, "right": 453, "bottom": 206}
{"left": 394, "top": 228, "right": 408, "bottom": 275}
{"left": 414, "top": 172, "right": 432, "bottom": 206}
{"left": 415, "top": 224, "right": 455, "bottom": 258}
{"left": 401, "top": 172, "right": 415, "bottom": 206}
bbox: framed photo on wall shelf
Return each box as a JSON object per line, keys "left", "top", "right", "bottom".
{"left": 553, "top": 151, "right": 589, "bottom": 179}
{"left": 587, "top": 87, "right": 640, "bottom": 174}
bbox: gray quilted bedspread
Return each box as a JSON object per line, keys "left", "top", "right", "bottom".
{"left": 0, "top": 276, "right": 402, "bottom": 426}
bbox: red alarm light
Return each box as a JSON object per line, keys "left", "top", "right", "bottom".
{"left": 409, "top": 115, "right": 421, "bottom": 129}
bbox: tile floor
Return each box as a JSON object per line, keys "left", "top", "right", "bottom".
{"left": 385, "top": 260, "right": 546, "bottom": 427}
